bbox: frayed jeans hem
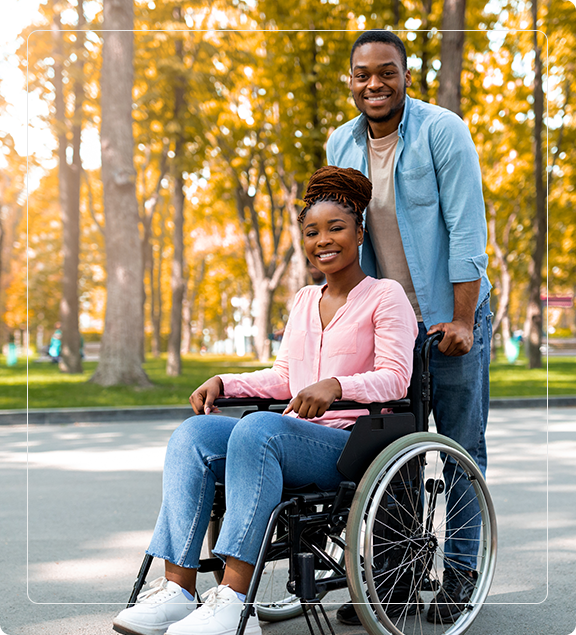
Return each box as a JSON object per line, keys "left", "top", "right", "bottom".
{"left": 144, "top": 550, "right": 201, "bottom": 570}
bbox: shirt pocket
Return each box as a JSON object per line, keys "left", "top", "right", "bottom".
{"left": 325, "top": 323, "right": 358, "bottom": 357}
{"left": 288, "top": 330, "right": 307, "bottom": 360}
{"left": 402, "top": 163, "right": 438, "bottom": 207}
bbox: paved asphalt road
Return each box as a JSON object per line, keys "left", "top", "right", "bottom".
{"left": 1, "top": 407, "right": 575, "bottom": 635}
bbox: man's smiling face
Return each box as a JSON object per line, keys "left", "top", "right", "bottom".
{"left": 349, "top": 42, "right": 412, "bottom": 137}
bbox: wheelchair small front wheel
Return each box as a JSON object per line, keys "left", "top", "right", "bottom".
{"left": 345, "top": 432, "right": 497, "bottom": 635}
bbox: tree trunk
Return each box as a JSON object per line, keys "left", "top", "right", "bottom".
{"left": 151, "top": 215, "right": 165, "bottom": 358}
{"left": 523, "top": 3, "right": 546, "bottom": 369}
{"left": 488, "top": 202, "right": 515, "bottom": 360}
{"left": 437, "top": 0, "right": 466, "bottom": 116}
{"left": 419, "top": 0, "right": 433, "bottom": 100}
{"left": 252, "top": 282, "right": 273, "bottom": 362}
{"left": 181, "top": 283, "right": 190, "bottom": 355}
{"left": 0, "top": 199, "right": 3, "bottom": 344}
{"left": 281, "top": 177, "right": 307, "bottom": 307}
{"left": 393, "top": 0, "right": 400, "bottom": 26}
{"left": 166, "top": 22, "right": 187, "bottom": 376}
{"left": 233, "top": 184, "right": 293, "bottom": 362}
{"left": 90, "top": 0, "right": 150, "bottom": 386}
{"left": 166, "top": 174, "right": 185, "bottom": 376}
{"left": 57, "top": 2, "right": 84, "bottom": 374}
{"left": 140, "top": 147, "right": 167, "bottom": 357}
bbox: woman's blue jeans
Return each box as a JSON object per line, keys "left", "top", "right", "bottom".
{"left": 147, "top": 411, "right": 351, "bottom": 568}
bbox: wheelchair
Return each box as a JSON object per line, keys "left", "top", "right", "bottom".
{"left": 123, "top": 333, "right": 497, "bottom": 635}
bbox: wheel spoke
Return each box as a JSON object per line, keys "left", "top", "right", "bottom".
{"left": 346, "top": 435, "right": 497, "bottom": 635}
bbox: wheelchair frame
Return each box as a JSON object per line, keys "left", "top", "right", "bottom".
{"left": 123, "top": 334, "right": 497, "bottom": 635}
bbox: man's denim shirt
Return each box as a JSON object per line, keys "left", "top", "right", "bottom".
{"left": 326, "top": 95, "right": 491, "bottom": 329}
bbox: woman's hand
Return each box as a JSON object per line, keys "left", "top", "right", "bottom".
{"left": 189, "top": 376, "right": 224, "bottom": 415}
{"left": 283, "top": 378, "right": 342, "bottom": 419}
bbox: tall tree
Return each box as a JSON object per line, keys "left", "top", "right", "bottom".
{"left": 437, "top": 0, "right": 466, "bottom": 116}
{"left": 53, "top": 0, "right": 85, "bottom": 373}
{"left": 488, "top": 201, "right": 516, "bottom": 357}
{"left": 166, "top": 11, "right": 190, "bottom": 376}
{"left": 417, "top": 0, "right": 434, "bottom": 101}
{"left": 523, "top": 2, "right": 546, "bottom": 368}
{"left": 91, "top": 0, "right": 150, "bottom": 386}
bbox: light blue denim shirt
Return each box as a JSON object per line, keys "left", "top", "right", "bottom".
{"left": 326, "top": 95, "right": 491, "bottom": 329}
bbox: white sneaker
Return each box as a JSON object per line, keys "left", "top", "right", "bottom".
{"left": 113, "top": 577, "right": 196, "bottom": 635}
{"left": 166, "top": 585, "right": 262, "bottom": 635}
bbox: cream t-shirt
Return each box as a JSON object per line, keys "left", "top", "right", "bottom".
{"left": 367, "top": 130, "right": 422, "bottom": 320}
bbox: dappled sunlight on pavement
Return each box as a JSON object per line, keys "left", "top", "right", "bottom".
{"left": 1, "top": 410, "right": 575, "bottom": 633}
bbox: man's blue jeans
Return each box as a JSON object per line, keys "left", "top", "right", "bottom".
{"left": 416, "top": 294, "right": 492, "bottom": 572}
{"left": 147, "top": 412, "right": 350, "bottom": 568}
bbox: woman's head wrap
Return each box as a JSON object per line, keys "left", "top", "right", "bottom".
{"left": 299, "top": 166, "right": 372, "bottom": 225}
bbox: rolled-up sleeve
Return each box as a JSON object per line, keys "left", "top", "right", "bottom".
{"left": 431, "top": 113, "right": 488, "bottom": 284}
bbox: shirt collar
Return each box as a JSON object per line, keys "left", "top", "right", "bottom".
{"left": 316, "top": 276, "right": 372, "bottom": 303}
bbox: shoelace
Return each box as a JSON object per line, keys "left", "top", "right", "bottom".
{"left": 198, "top": 586, "right": 231, "bottom": 615}
{"left": 137, "top": 577, "right": 177, "bottom": 604}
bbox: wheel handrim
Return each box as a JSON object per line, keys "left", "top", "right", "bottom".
{"left": 347, "top": 434, "right": 497, "bottom": 635}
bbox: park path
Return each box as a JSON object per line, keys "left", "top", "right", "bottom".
{"left": 0, "top": 407, "right": 575, "bottom": 635}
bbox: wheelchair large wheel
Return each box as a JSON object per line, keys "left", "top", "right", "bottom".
{"left": 208, "top": 514, "right": 345, "bottom": 622}
{"left": 346, "top": 432, "right": 497, "bottom": 635}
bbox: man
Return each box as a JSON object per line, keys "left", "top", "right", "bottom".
{"left": 327, "top": 30, "right": 492, "bottom": 625}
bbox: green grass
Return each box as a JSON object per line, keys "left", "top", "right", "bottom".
{"left": 0, "top": 351, "right": 574, "bottom": 411}
{"left": 0, "top": 354, "right": 270, "bottom": 410}
{"left": 489, "top": 350, "right": 576, "bottom": 398}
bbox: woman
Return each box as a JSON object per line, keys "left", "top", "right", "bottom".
{"left": 113, "top": 166, "right": 418, "bottom": 635}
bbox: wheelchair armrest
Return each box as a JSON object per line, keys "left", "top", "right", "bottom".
{"left": 213, "top": 397, "right": 290, "bottom": 410}
{"left": 213, "top": 397, "right": 410, "bottom": 415}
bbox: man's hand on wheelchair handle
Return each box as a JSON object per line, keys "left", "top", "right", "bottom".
{"left": 429, "top": 279, "right": 479, "bottom": 356}
{"left": 190, "top": 376, "right": 224, "bottom": 415}
{"left": 283, "top": 378, "right": 342, "bottom": 419}
{"left": 427, "top": 319, "right": 473, "bottom": 356}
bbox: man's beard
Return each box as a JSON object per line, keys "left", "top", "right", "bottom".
{"left": 354, "top": 84, "right": 407, "bottom": 124}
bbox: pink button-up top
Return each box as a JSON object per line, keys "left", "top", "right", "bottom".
{"left": 220, "top": 276, "right": 419, "bottom": 429}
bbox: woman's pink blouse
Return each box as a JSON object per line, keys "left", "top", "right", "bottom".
{"left": 220, "top": 276, "right": 419, "bottom": 429}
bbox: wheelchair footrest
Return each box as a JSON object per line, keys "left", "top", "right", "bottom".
{"left": 197, "top": 557, "right": 224, "bottom": 573}
{"left": 301, "top": 599, "right": 336, "bottom": 635}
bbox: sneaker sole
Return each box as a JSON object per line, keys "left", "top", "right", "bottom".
{"left": 166, "top": 625, "right": 262, "bottom": 635}
{"left": 113, "top": 620, "right": 172, "bottom": 635}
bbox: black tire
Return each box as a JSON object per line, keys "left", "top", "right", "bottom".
{"left": 346, "top": 432, "right": 497, "bottom": 635}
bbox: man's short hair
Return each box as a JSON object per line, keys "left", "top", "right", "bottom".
{"left": 350, "top": 30, "right": 408, "bottom": 72}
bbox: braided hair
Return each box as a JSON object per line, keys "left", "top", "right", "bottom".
{"left": 298, "top": 166, "right": 372, "bottom": 226}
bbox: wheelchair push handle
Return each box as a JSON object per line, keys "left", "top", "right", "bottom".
{"left": 422, "top": 330, "right": 444, "bottom": 367}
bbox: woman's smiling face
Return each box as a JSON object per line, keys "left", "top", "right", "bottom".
{"left": 302, "top": 201, "right": 363, "bottom": 275}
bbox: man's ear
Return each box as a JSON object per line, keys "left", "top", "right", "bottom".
{"left": 348, "top": 72, "right": 353, "bottom": 90}
{"left": 405, "top": 69, "right": 412, "bottom": 88}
